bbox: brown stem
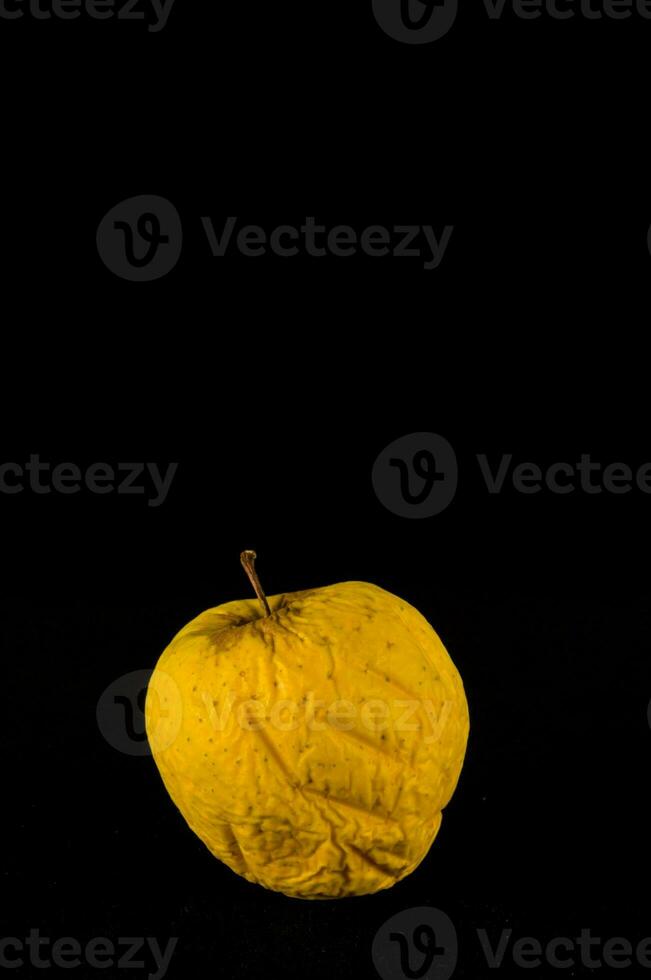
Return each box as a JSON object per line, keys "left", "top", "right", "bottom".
{"left": 240, "top": 550, "right": 271, "bottom": 617}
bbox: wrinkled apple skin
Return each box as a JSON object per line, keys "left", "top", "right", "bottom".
{"left": 146, "top": 582, "right": 469, "bottom": 899}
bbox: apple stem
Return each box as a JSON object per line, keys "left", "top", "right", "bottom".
{"left": 240, "top": 550, "right": 271, "bottom": 617}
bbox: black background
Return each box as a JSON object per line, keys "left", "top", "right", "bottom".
{"left": 1, "top": 0, "right": 650, "bottom": 978}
